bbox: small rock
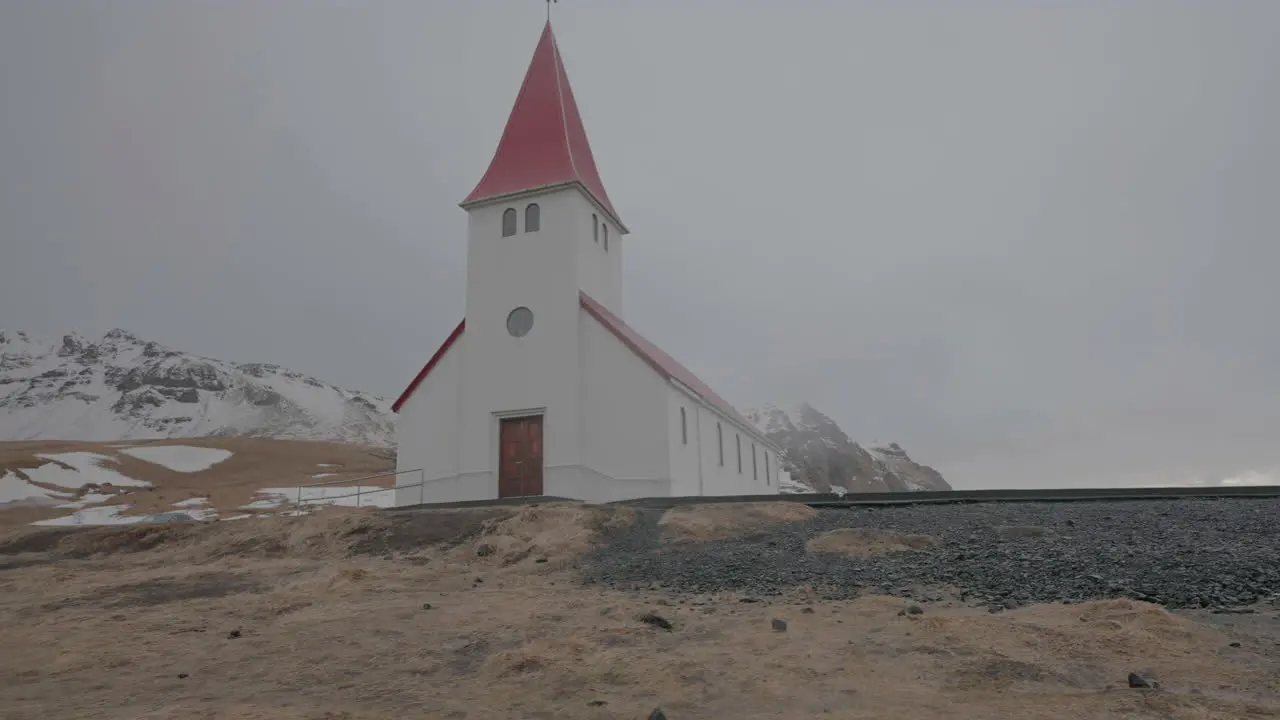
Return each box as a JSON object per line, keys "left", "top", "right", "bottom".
{"left": 227, "top": 630, "right": 242, "bottom": 639}
{"left": 535, "top": 557, "right": 548, "bottom": 563}
{"left": 638, "top": 613, "right": 673, "bottom": 631}
{"left": 422, "top": 603, "right": 432, "bottom": 610}
{"left": 657, "top": 599, "right": 670, "bottom": 606}
{"left": 1003, "top": 598, "right": 1020, "bottom": 610}
{"left": 771, "top": 618, "right": 788, "bottom": 632}
{"left": 907, "top": 604, "right": 924, "bottom": 615}
{"left": 177, "top": 673, "right": 189, "bottom": 679}
{"left": 1229, "top": 641, "right": 1242, "bottom": 648}
{"left": 649, "top": 709, "right": 668, "bottom": 720}
{"left": 1127, "top": 672, "right": 1152, "bottom": 689}
{"left": 474, "top": 577, "right": 484, "bottom": 584}
{"left": 476, "top": 544, "right": 495, "bottom": 557}
{"left": 739, "top": 597, "right": 760, "bottom": 604}
{"left": 587, "top": 699, "right": 607, "bottom": 707}
{"left": 801, "top": 607, "right": 815, "bottom": 614}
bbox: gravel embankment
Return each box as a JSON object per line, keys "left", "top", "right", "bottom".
{"left": 581, "top": 498, "right": 1280, "bottom": 610}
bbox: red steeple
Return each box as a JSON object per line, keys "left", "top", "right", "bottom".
{"left": 461, "top": 22, "right": 624, "bottom": 229}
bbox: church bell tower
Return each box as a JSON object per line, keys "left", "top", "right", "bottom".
{"left": 452, "top": 20, "right": 627, "bottom": 488}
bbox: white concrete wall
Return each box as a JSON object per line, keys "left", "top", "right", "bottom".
{"left": 394, "top": 334, "right": 464, "bottom": 506}
{"left": 546, "top": 465, "right": 669, "bottom": 503}
{"left": 671, "top": 390, "right": 780, "bottom": 497}
{"left": 668, "top": 389, "right": 702, "bottom": 497}
{"left": 578, "top": 308, "right": 671, "bottom": 493}
{"left": 572, "top": 192, "right": 623, "bottom": 316}
{"left": 458, "top": 189, "right": 588, "bottom": 490}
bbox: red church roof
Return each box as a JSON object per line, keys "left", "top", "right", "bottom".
{"left": 461, "top": 22, "right": 624, "bottom": 229}
{"left": 393, "top": 295, "right": 763, "bottom": 446}
{"left": 578, "top": 293, "right": 757, "bottom": 432}
{"left": 390, "top": 319, "right": 464, "bottom": 413}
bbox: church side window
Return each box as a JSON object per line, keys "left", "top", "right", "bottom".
{"left": 752, "top": 443, "right": 757, "bottom": 480}
{"left": 525, "top": 203, "right": 540, "bottom": 232}
{"left": 717, "top": 423, "right": 723, "bottom": 466}
{"left": 680, "top": 407, "right": 688, "bottom": 445}
{"left": 765, "top": 453, "right": 771, "bottom": 485}
{"left": 603, "top": 223, "right": 609, "bottom": 251}
{"left": 502, "top": 208, "right": 517, "bottom": 237}
{"left": 593, "top": 214, "right": 599, "bottom": 243}
{"left": 736, "top": 435, "right": 742, "bottom": 473}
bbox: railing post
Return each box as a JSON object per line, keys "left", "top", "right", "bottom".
{"left": 355, "top": 484, "right": 362, "bottom": 508}
{"left": 419, "top": 469, "right": 426, "bottom": 506}
{"left": 296, "top": 485, "right": 303, "bottom": 516}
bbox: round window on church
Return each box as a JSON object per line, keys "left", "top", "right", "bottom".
{"left": 506, "top": 306, "right": 534, "bottom": 337}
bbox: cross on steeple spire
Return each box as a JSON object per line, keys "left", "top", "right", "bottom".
{"left": 546, "top": 0, "right": 556, "bottom": 23}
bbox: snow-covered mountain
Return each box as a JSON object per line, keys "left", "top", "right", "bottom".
{"left": 746, "top": 403, "right": 951, "bottom": 493}
{"left": 0, "top": 329, "right": 394, "bottom": 447}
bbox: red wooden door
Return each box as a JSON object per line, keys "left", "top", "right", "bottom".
{"left": 499, "top": 416, "right": 544, "bottom": 498}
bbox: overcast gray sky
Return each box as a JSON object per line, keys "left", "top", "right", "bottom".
{"left": 2, "top": 1, "right": 1278, "bottom": 489}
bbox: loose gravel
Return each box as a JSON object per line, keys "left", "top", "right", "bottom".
{"left": 580, "top": 498, "right": 1280, "bottom": 610}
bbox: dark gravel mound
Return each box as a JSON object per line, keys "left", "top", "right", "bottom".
{"left": 580, "top": 499, "right": 1280, "bottom": 610}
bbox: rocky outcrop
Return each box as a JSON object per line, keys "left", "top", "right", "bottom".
{"left": 0, "top": 328, "right": 394, "bottom": 447}
{"left": 745, "top": 403, "right": 951, "bottom": 493}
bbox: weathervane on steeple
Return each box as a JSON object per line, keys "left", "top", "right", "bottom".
{"left": 546, "top": 0, "right": 557, "bottom": 22}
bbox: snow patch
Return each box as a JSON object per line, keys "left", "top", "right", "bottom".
{"left": 55, "top": 493, "right": 115, "bottom": 509}
{"left": 30, "top": 452, "right": 151, "bottom": 488}
{"left": 120, "top": 446, "right": 233, "bottom": 473}
{"left": 33, "top": 505, "right": 143, "bottom": 526}
{"left": 310, "top": 473, "right": 337, "bottom": 479}
{"left": 244, "top": 485, "right": 396, "bottom": 510}
{"left": 778, "top": 470, "right": 817, "bottom": 494}
{"left": 317, "top": 463, "right": 339, "bottom": 468}
{"left": 172, "top": 497, "right": 211, "bottom": 508}
{"left": 0, "top": 472, "right": 71, "bottom": 504}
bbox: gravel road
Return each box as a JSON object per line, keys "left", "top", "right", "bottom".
{"left": 581, "top": 498, "right": 1280, "bottom": 611}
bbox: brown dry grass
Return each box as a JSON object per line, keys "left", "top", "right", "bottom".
{"left": 0, "top": 438, "right": 393, "bottom": 527}
{"left": 806, "top": 527, "right": 943, "bottom": 557}
{"left": 1, "top": 506, "right": 1278, "bottom": 719}
{"left": 658, "top": 501, "right": 817, "bottom": 543}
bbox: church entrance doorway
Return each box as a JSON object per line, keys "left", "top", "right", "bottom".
{"left": 499, "top": 415, "right": 544, "bottom": 498}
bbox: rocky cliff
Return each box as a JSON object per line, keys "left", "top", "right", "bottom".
{"left": 0, "top": 329, "right": 393, "bottom": 447}
{"left": 745, "top": 403, "right": 951, "bottom": 493}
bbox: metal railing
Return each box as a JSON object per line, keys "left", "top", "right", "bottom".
{"left": 292, "top": 468, "right": 424, "bottom": 515}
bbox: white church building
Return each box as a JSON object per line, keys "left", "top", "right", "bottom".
{"left": 393, "top": 21, "right": 779, "bottom": 505}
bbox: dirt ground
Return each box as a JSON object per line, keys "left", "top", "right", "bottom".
{"left": 1, "top": 502, "right": 1277, "bottom": 719}
{"left": 0, "top": 438, "right": 394, "bottom": 527}
{"left": 658, "top": 502, "right": 817, "bottom": 543}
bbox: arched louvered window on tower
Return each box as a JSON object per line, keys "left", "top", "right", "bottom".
{"left": 592, "top": 214, "right": 599, "bottom": 243}
{"left": 502, "top": 208, "right": 517, "bottom": 237}
{"left": 525, "top": 203, "right": 540, "bottom": 232}
{"left": 603, "top": 223, "right": 609, "bottom": 251}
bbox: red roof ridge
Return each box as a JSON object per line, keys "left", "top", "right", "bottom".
{"left": 461, "top": 22, "right": 624, "bottom": 230}
{"left": 579, "top": 292, "right": 766, "bottom": 443}
{"left": 390, "top": 319, "right": 464, "bottom": 413}
{"left": 391, "top": 299, "right": 772, "bottom": 449}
